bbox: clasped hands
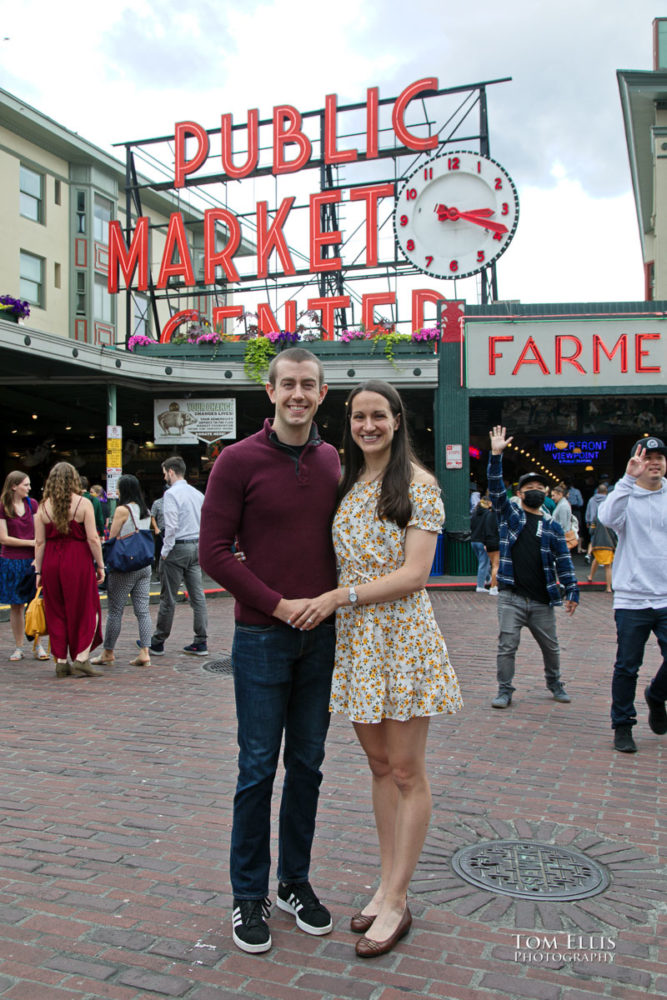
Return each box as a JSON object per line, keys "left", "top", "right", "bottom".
{"left": 274, "top": 589, "right": 344, "bottom": 630}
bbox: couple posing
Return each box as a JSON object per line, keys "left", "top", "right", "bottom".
{"left": 200, "top": 347, "right": 462, "bottom": 958}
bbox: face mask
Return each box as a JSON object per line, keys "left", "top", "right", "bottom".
{"left": 523, "top": 489, "right": 546, "bottom": 509}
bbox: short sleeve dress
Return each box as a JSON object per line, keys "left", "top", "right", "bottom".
{"left": 329, "top": 481, "right": 463, "bottom": 724}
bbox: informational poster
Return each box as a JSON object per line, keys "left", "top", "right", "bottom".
{"left": 153, "top": 398, "right": 236, "bottom": 445}
{"left": 106, "top": 425, "right": 122, "bottom": 499}
{"left": 446, "top": 444, "right": 463, "bottom": 469}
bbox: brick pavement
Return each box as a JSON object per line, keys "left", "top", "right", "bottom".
{"left": 0, "top": 586, "right": 665, "bottom": 1000}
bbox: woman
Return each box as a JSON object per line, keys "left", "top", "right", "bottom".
{"left": 91, "top": 474, "right": 153, "bottom": 667}
{"left": 290, "top": 381, "right": 463, "bottom": 958}
{"left": 0, "top": 471, "right": 48, "bottom": 661}
{"left": 587, "top": 518, "right": 616, "bottom": 593}
{"left": 551, "top": 482, "right": 573, "bottom": 532}
{"left": 34, "top": 463, "right": 105, "bottom": 677}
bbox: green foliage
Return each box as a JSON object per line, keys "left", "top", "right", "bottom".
{"left": 244, "top": 336, "right": 277, "bottom": 384}
{"left": 372, "top": 332, "right": 412, "bottom": 367}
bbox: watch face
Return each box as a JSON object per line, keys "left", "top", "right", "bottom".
{"left": 394, "top": 151, "right": 519, "bottom": 279}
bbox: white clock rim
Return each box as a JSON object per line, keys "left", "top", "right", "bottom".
{"left": 393, "top": 150, "right": 520, "bottom": 280}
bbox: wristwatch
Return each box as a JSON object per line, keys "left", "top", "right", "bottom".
{"left": 348, "top": 585, "right": 359, "bottom": 605}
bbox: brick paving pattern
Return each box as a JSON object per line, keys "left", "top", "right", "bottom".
{"left": 0, "top": 584, "right": 665, "bottom": 999}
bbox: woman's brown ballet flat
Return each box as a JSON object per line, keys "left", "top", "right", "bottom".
{"left": 71, "top": 660, "right": 103, "bottom": 677}
{"left": 350, "top": 911, "right": 376, "bottom": 933}
{"left": 355, "top": 906, "right": 412, "bottom": 958}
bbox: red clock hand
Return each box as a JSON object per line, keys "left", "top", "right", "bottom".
{"left": 435, "top": 204, "right": 508, "bottom": 235}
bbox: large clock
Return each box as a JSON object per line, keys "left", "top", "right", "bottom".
{"left": 394, "top": 150, "right": 519, "bottom": 279}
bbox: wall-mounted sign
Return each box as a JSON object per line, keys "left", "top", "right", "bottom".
{"left": 541, "top": 439, "right": 612, "bottom": 465}
{"left": 153, "top": 398, "right": 236, "bottom": 445}
{"left": 106, "top": 425, "right": 122, "bottom": 499}
{"left": 466, "top": 318, "right": 664, "bottom": 389}
{"left": 446, "top": 444, "right": 463, "bottom": 469}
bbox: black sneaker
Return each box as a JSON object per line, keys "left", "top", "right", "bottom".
{"left": 183, "top": 642, "right": 208, "bottom": 656}
{"left": 232, "top": 897, "right": 272, "bottom": 953}
{"left": 138, "top": 639, "right": 165, "bottom": 656}
{"left": 614, "top": 725, "right": 637, "bottom": 753}
{"left": 551, "top": 685, "right": 571, "bottom": 703}
{"left": 276, "top": 880, "right": 333, "bottom": 935}
{"left": 645, "top": 686, "right": 667, "bottom": 735}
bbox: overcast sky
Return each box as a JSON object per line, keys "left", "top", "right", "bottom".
{"left": 0, "top": 0, "right": 660, "bottom": 306}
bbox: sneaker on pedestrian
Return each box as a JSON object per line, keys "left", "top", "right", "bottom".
{"left": 645, "top": 686, "right": 667, "bottom": 735}
{"left": 232, "top": 897, "right": 272, "bottom": 953}
{"left": 138, "top": 638, "right": 165, "bottom": 656}
{"left": 276, "top": 880, "right": 333, "bottom": 935}
{"left": 183, "top": 641, "right": 208, "bottom": 656}
{"left": 488, "top": 586, "right": 499, "bottom": 595}
{"left": 613, "top": 725, "right": 637, "bottom": 753}
{"left": 475, "top": 586, "right": 487, "bottom": 593}
{"left": 551, "top": 685, "right": 571, "bottom": 703}
{"left": 491, "top": 692, "right": 512, "bottom": 709}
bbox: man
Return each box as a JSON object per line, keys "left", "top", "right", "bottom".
{"left": 598, "top": 437, "right": 667, "bottom": 754}
{"left": 199, "top": 347, "right": 339, "bottom": 955}
{"left": 487, "top": 426, "right": 578, "bottom": 709}
{"left": 148, "top": 456, "right": 208, "bottom": 657}
{"left": 584, "top": 483, "right": 608, "bottom": 562}
{"left": 80, "top": 476, "right": 104, "bottom": 537}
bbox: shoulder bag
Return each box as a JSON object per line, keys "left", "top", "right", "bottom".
{"left": 104, "top": 507, "right": 154, "bottom": 573}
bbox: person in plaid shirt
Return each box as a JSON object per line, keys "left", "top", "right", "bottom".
{"left": 487, "top": 426, "right": 578, "bottom": 709}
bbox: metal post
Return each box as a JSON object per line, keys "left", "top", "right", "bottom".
{"left": 107, "top": 383, "right": 117, "bottom": 519}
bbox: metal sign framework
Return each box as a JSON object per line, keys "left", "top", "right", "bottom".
{"left": 115, "top": 77, "right": 511, "bottom": 342}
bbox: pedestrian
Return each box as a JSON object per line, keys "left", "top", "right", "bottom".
{"left": 291, "top": 381, "right": 462, "bottom": 959}
{"left": 470, "top": 498, "right": 491, "bottom": 592}
{"left": 80, "top": 475, "right": 105, "bottom": 538}
{"left": 150, "top": 491, "right": 165, "bottom": 569}
{"left": 471, "top": 494, "right": 499, "bottom": 594}
{"left": 585, "top": 483, "right": 608, "bottom": 562}
{"left": 598, "top": 437, "right": 667, "bottom": 753}
{"left": 199, "top": 347, "right": 340, "bottom": 954}
{"left": 148, "top": 456, "right": 208, "bottom": 657}
{"left": 34, "top": 462, "right": 105, "bottom": 677}
{"left": 91, "top": 474, "right": 153, "bottom": 668}
{"left": 0, "top": 471, "right": 49, "bottom": 662}
{"left": 586, "top": 518, "right": 616, "bottom": 592}
{"left": 565, "top": 480, "right": 585, "bottom": 553}
{"left": 487, "top": 426, "right": 578, "bottom": 709}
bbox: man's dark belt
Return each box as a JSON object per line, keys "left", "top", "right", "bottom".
{"left": 174, "top": 537, "right": 199, "bottom": 544}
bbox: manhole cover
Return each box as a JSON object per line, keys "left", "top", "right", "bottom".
{"left": 451, "top": 840, "right": 610, "bottom": 901}
{"left": 202, "top": 656, "right": 234, "bottom": 675}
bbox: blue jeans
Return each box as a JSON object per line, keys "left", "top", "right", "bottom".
{"left": 496, "top": 591, "right": 562, "bottom": 694}
{"left": 472, "top": 542, "right": 490, "bottom": 589}
{"left": 230, "top": 621, "right": 335, "bottom": 899}
{"left": 611, "top": 607, "right": 667, "bottom": 729}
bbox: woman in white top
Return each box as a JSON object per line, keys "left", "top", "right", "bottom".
{"left": 551, "top": 483, "right": 573, "bottom": 533}
{"left": 92, "top": 474, "right": 154, "bottom": 668}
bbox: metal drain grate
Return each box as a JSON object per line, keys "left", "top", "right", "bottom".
{"left": 451, "top": 840, "right": 610, "bottom": 901}
{"left": 202, "top": 656, "right": 234, "bottom": 675}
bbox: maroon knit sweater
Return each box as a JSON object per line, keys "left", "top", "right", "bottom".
{"left": 199, "top": 419, "right": 340, "bottom": 624}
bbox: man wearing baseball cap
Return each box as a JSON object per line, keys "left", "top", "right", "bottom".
{"left": 598, "top": 437, "right": 667, "bottom": 753}
{"left": 487, "top": 426, "right": 578, "bottom": 709}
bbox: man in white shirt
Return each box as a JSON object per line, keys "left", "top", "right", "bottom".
{"left": 149, "top": 456, "right": 208, "bottom": 657}
{"left": 598, "top": 437, "right": 667, "bottom": 753}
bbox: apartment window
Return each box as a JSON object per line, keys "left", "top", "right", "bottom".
{"left": 20, "top": 166, "right": 44, "bottom": 223}
{"left": 93, "top": 273, "right": 114, "bottom": 323}
{"left": 54, "top": 262, "right": 61, "bottom": 289}
{"left": 93, "top": 194, "right": 113, "bottom": 244}
{"left": 133, "top": 293, "right": 149, "bottom": 337}
{"left": 20, "top": 251, "right": 44, "bottom": 306}
{"left": 76, "top": 191, "right": 86, "bottom": 234}
{"left": 76, "top": 272, "right": 86, "bottom": 315}
{"left": 54, "top": 179, "right": 61, "bottom": 206}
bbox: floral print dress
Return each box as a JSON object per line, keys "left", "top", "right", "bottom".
{"left": 329, "top": 481, "right": 463, "bottom": 724}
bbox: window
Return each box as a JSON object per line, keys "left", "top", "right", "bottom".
{"left": 76, "top": 191, "right": 86, "bottom": 234}
{"left": 93, "top": 273, "right": 114, "bottom": 323}
{"left": 54, "top": 179, "right": 61, "bottom": 206}
{"left": 20, "top": 251, "right": 44, "bottom": 306}
{"left": 20, "top": 166, "right": 43, "bottom": 222}
{"left": 76, "top": 272, "right": 86, "bottom": 315}
{"left": 93, "top": 194, "right": 113, "bottom": 243}
{"left": 133, "top": 293, "right": 149, "bottom": 337}
{"left": 54, "top": 262, "right": 61, "bottom": 289}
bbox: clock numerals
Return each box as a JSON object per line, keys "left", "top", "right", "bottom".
{"left": 493, "top": 231, "right": 504, "bottom": 242}
{"left": 424, "top": 167, "right": 433, "bottom": 180}
{"left": 477, "top": 250, "right": 485, "bottom": 263}
{"left": 449, "top": 260, "right": 458, "bottom": 273}
{"left": 501, "top": 203, "right": 509, "bottom": 216}
{"left": 400, "top": 214, "right": 409, "bottom": 227}
{"left": 406, "top": 239, "right": 415, "bottom": 251}
{"left": 406, "top": 188, "right": 417, "bottom": 201}
{"left": 448, "top": 157, "right": 460, "bottom": 170}
{"left": 494, "top": 177, "right": 503, "bottom": 190}
{"left": 425, "top": 255, "right": 433, "bottom": 268}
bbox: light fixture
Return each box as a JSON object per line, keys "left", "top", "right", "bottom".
{"left": 89, "top": 434, "right": 95, "bottom": 439}
{"left": 65, "top": 425, "right": 72, "bottom": 431}
{"left": 11, "top": 429, "right": 17, "bottom": 434}
{"left": 31, "top": 413, "right": 38, "bottom": 420}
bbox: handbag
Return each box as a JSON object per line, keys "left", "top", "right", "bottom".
{"left": 563, "top": 513, "right": 579, "bottom": 550}
{"left": 104, "top": 507, "right": 154, "bottom": 573}
{"left": 25, "top": 586, "right": 46, "bottom": 641}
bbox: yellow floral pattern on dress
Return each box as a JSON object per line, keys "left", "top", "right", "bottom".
{"left": 329, "top": 481, "right": 463, "bottom": 723}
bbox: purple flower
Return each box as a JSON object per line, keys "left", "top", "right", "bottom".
{"left": 340, "top": 328, "right": 369, "bottom": 343}
{"left": 0, "top": 295, "right": 31, "bottom": 319}
{"left": 265, "top": 330, "right": 301, "bottom": 344}
{"left": 127, "top": 334, "right": 155, "bottom": 351}
{"left": 411, "top": 326, "right": 440, "bottom": 342}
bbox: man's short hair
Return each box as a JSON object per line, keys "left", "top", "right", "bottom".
{"left": 162, "top": 456, "right": 186, "bottom": 477}
{"left": 268, "top": 347, "right": 324, "bottom": 387}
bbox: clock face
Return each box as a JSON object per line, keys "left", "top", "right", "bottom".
{"left": 394, "top": 151, "right": 519, "bottom": 279}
